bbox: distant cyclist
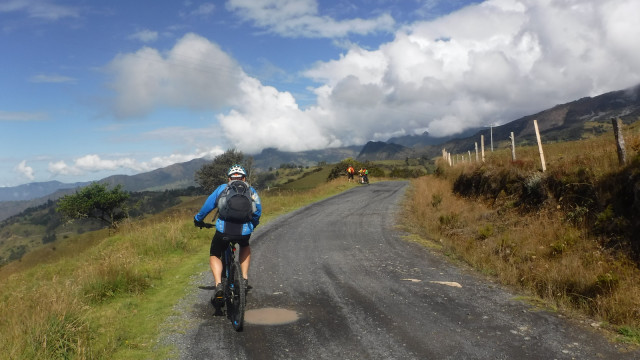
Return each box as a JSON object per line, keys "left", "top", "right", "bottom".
{"left": 358, "top": 167, "right": 369, "bottom": 184}
{"left": 194, "top": 164, "right": 262, "bottom": 302}
{"left": 346, "top": 164, "right": 355, "bottom": 182}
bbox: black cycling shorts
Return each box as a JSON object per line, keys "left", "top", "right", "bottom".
{"left": 209, "top": 231, "right": 251, "bottom": 257}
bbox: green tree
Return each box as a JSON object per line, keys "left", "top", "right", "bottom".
{"left": 195, "top": 149, "right": 254, "bottom": 191}
{"left": 57, "top": 183, "right": 130, "bottom": 228}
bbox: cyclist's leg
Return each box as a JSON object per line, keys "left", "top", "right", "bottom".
{"left": 239, "top": 246, "right": 251, "bottom": 280}
{"left": 209, "top": 256, "right": 223, "bottom": 285}
{"left": 209, "top": 231, "right": 227, "bottom": 286}
{"left": 236, "top": 235, "right": 251, "bottom": 281}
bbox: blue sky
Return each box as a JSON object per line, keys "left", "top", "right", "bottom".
{"left": 2, "top": 0, "right": 640, "bottom": 187}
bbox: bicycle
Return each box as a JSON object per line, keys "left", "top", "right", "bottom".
{"left": 198, "top": 222, "right": 247, "bottom": 331}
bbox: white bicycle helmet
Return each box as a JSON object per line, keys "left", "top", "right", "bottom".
{"left": 227, "top": 164, "right": 247, "bottom": 177}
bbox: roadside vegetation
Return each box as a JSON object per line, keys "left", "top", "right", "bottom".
{"left": 403, "top": 121, "right": 640, "bottom": 344}
{"left": 0, "top": 174, "right": 361, "bottom": 359}
{"left": 3, "top": 122, "right": 639, "bottom": 358}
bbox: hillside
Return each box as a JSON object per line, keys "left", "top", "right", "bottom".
{"left": 356, "top": 141, "right": 411, "bottom": 161}
{"left": 0, "top": 159, "right": 209, "bottom": 222}
{"left": 416, "top": 84, "right": 640, "bottom": 158}
{"left": 1, "top": 131, "right": 640, "bottom": 358}
{"left": 251, "top": 146, "right": 361, "bottom": 171}
{"left": 95, "top": 158, "right": 208, "bottom": 192}
{"left": 0, "top": 180, "right": 90, "bottom": 202}
{"left": 0, "top": 186, "right": 206, "bottom": 266}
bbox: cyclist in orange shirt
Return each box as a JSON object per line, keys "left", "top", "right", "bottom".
{"left": 346, "top": 165, "right": 355, "bottom": 182}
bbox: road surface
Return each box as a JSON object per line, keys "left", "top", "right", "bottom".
{"left": 163, "top": 181, "right": 637, "bottom": 359}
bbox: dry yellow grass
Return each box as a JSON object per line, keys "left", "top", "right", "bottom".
{"left": 403, "top": 122, "right": 640, "bottom": 342}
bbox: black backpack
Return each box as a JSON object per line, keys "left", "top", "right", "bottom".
{"left": 217, "top": 180, "right": 255, "bottom": 223}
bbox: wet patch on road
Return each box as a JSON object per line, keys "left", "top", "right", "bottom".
{"left": 244, "top": 307, "right": 299, "bottom": 325}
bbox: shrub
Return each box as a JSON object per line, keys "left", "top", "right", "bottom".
{"left": 477, "top": 224, "right": 494, "bottom": 240}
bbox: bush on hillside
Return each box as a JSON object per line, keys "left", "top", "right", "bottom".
{"left": 57, "top": 183, "right": 129, "bottom": 229}
{"left": 451, "top": 156, "right": 640, "bottom": 262}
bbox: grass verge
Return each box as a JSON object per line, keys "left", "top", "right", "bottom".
{"left": 0, "top": 178, "right": 358, "bottom": 359}
{"left": 401, "top": 171, "right": 640, "bottom": 345}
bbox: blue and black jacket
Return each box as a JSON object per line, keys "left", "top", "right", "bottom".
{"left": 194, "top": 182, "right": 262, "bottom": 236}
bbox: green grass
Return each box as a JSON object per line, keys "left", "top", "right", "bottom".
{"left": 280, "top": 166, "right": 333, "bottom": 190}
{"left": 0, "top": 178, "right": 358, "bottom": 359}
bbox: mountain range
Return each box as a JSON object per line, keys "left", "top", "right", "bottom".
{"left": 1, "top": 83, "right": 639, "bottom": 221}
{"left": 379, "top": 84, "right": 640, "bottom": 160}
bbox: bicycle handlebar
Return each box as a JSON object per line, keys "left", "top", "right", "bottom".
{"left": 194, "top": 219, "right": 214, "bottom": 229}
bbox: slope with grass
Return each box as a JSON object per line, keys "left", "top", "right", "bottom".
{"left": 402, "top": 122, "right": 640, "bottom": 344}
{"left": 0, "top": 175, "right": 359, "bottom": 359}
{"left": 3, "top": 132, "right": 639, "bottom": 359}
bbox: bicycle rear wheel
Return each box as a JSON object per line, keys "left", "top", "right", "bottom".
{"left": 226, "top": 261, "right": 246, "bottom": 331}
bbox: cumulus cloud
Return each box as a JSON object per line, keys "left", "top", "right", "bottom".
{"left": 225, "top": 0, "right": 394, "bottom": 38}
{"left": 106, "top": 33, "right": 243, "bottom": 118}
{"left": 0, "top": 0, "right": 80, "bottom": 20}
{"left": 47, "top": 149, "right": 225, "bottom": 178}
{"left": 217, "top": 75, "right": 336, "bottom": 153}
{"left": 106, "top": 0, "right": 640, "bottom": 157}
{"left": 16, "top": 160, "right": 35, "bottom": 180}
{"left": 129, "top": 29, "right": 159, "bottom": 43}
{"left": 302, "top": 0, "right": 640, "bottom": 138}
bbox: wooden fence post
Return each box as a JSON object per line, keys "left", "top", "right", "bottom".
{"left": 510, "top": 132, "right": 516, "bottom": 161}
{"left": 481, "top": 135, "right": 485, "bottom": 162}
{"left": 475, "top": 142, "right": 479, "bottom": 162}
{"left": 533, "top": 119, "right": 546, "bottom": 172}
{"left": 612, "top": 117, "right": 627, "bottom": 165}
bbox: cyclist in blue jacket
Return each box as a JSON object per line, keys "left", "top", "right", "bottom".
{"left": 194, "top": 164, "right": 262, "bottom": 302}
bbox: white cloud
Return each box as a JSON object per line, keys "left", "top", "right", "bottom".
{"left": 29, "top": 74, "right": 76, "bottom": 83}
{"left": 47, "top": 149, "right": 225, "bottom": 178}
{"left": 225, "top": 0, "right": 394, "bottom": 38}
{"left": 300, "top": 0, "right": 640, "bottom": 138}
{"left": 180, "top": 2, "right": 216, "bottom": 18}
{"left": 48, "top": 160, "right": 77, "bottom": 176}
{"left": 217, "top": 75, "right": 335, "bottom": 153}
{"left": 105, "top": 0, "right": 640, "bottom": 157}
{"left": 106, "top": 33, "right": 243, "bottom": 118}
{"left": 191, "top": 3, "right": 215, "bottom": 17}
{"left": 129, "top": 29, "right": 159, "bottom": 43}
{"left": 16, "top": 160, "right": 35, "bottom": 180}
{"left": 0, "top": 111, "right": 48, "bottom": 121}
{"left": 0, "top": 0, "right": 80, "bottom": 20}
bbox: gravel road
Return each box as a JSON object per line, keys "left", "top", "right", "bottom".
{"left": 162, "top": 181, "right": 638, "bottom": 359}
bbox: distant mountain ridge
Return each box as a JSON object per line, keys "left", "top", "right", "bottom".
{"left": 357, "top": 141, "right": 408, "bottom": 160}
{"left": 2, "top": 83, "right": 638, "bottom": 221}
{"left": 0, "top": 180, "right": 90, "bottom": 202}
{"left": 96, "top": 158, "right": 208, "bottom": 192}
{"left": 386, "top": 127, "right": 483, "bottom": 148}
{"left": 422, "top": 84, "right": 640, "bottom": 158}
{"left": 252, "top": 146, "right": 361, "bottom": 171}
{"left": 0, "top": 158, "right": 208, "bottom": 221}
{"left": 0, "top": 148, "right": 360, "bottom": 221}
